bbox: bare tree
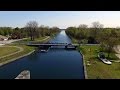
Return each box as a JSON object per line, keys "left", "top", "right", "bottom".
{"left": 25, "top": 21, "right": 38, "bottom": 41}
{"left": 79, "top": 24, "right": 88, "bottom": 29}
{"left": 92, "top": 21, "right": 104, "bottom": 29}
{"left": 91, "top": 21, "right": 104, "bottom": 43}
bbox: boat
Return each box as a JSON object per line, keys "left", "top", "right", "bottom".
{"left": 40, "top": 49, "right": 48, "bottom": 52}
{"left": 98, "top": 52, "right": 112, "bottom": 65}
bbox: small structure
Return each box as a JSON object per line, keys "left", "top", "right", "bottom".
{"left": 15, "top": 70, "right": 30, "bottom": 79}
{"left": 0, "top": 35, "right": 8, "bottom": 41}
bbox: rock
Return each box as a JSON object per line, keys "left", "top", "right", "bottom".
{"left": 15, "top": 70, "right": 30, "bottom": 79}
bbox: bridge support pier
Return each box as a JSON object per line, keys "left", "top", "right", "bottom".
{"left": 65, "top": 45, "right": 67, "bottom": 49}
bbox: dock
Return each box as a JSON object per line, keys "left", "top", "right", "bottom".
{"left": 15, "top": 70, "right": 30, "bottom": 79}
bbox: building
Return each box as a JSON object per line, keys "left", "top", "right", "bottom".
{"left": 0, "top": 35, "right": 8, "bottom": 41}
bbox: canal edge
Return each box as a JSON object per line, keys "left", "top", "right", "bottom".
{"left": 0, "top": 50, "right": 35, "bottom": 67}
{"left": 79, "top": 50, "right": 88, "bottom": 79}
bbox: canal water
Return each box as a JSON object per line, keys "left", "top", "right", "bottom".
{"left": 0, "top": 30, "right": 84, "bottom": 79}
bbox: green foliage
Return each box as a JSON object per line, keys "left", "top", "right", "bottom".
{"left": 0, "top": 23, "right": 60, "bottom": 41}
{"left": 79, "top": 45, "right": 120, "bottom": 79}
{"left": 66, "top": 23, "right": 120, "bottom": 58}
{"left": 0, "top": 27, "right": 13, "bottom": 36}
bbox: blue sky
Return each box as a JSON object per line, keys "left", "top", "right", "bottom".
{"left": 0, "top": 11, "right": 120, "bottom": 28}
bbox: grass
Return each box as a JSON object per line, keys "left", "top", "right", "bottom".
{"left": 71, "top": 37, "right": 78, "bottom": 44}
{"left": 12, "top": 36, "right": 50, "bottom": 44}
{"left": 0, "top": 44, "right": 35, "bottom": 63}
{"left": 35, "top": 36, "right": 49, "bottom": 41}
{"left": 71, "top": 37, "right": 120, "bottom": 79}
{"left": 79, "top": 45, "right": 120, "bottom": 79}
{"left": 0, "top": 36, "right": 50, "bottom": 64}
{"left": 0, "top": 33, "right": 59, "bottom": 66}
{"left": 0, "top": 47, "right": 19, "bottom": 57}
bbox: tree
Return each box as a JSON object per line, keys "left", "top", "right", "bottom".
{"left": 11, "top": 27, "right": 22, "bottom": 39}
{"left": 25, "top": 21, "right": 38, "bottom": 41}
{"left": 92, "top": 21, "right": 104, "bottom": 29}
{"left": 97, "top": 29, "right": 119, "bottom": 58}
{"left": 91, "top": 21, "right": 104, "bottom": 43}
{"left": 79, "top": 24, "right": 88, "bottom": 29}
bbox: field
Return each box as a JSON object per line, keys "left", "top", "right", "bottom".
{"left": 79, "top": 45, "right": 120, "bottom": 79}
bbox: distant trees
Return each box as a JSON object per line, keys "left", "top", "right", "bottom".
{"left": 97, "top": 29, "right": 119, "bottom": 58}
{"left": 24, "top": 21, "right": 60, "bottom": 41}
{"left": 66, "top": 21, "right": 120, "bottom": 58}
{"left": 0, "top": 27, "right": 13, "bottom": 36}
{"left": 0, "top": 21, "right": 60, "bottom": 41}
{"left": 66, "top": 21, "right": 105, "bottom": 44}
{"left": 92, "top": 21, "right": 104, "bottom": 29}
{"left": 79, "top": 24, "right": 88, "bottom": 29}
{"left": 25, "top": 21, "right": 38, "bottom": 41}
{"left": 89, "top": 21, "right": 104, "bottom": 43}
{"left": 11, "top": 27, "right": 25, "bottom": 39}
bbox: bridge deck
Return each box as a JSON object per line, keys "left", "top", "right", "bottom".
{"left": 27, "top": 43, "right": 79, "bottom": 46}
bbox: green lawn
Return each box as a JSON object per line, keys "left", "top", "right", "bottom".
{"left": 35, "top": 36, "right": 49, "bottom": 41}
{"left": 79, "top": 45, "right": 120, "bottom": 79}
{"left": 0, "top": 34, "right": 59, "bottom": 66}
{"left": 12, "top": 36, "right": 50, "bottom": 44}
{"left": 0, "top": 36, "right": 51, "bottom": 63}
{"left": 0, "top": 47, "right": 19, "bottom": 57}
{"left": 0, "top": 44, "right": 35, "bottom": 63}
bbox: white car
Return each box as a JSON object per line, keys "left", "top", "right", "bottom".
{"left": 98, "top": 53, "right": 112, "bottom": 65}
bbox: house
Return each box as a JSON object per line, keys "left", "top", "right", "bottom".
{"left": 0, "top": 35, "right": 8, "bottom": 41}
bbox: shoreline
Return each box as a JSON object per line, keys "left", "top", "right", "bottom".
{"left": 0, "top": 35, "right": 55, "bottom": 67}
{"left": 71, "top": 37, "right": 88, "bottom": 79}
{"left": 80, "top": 52, "right": 88, "bottom": 79}
{"left": 0, "top": 50, "right": 35, "bottom": 67}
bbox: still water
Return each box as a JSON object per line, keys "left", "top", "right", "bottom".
{"left": 0, "top": 30, "right": 84, "bottom": 79}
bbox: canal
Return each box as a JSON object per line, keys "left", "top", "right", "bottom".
{"left": 0, "top": 30, "right": 84, "bottom": 79}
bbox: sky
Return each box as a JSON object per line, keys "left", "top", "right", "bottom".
{"left": 0, "top": 11, "right": 120, "bottom": 29}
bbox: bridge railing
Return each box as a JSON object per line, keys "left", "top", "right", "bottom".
{"left": 28, "top": 42, "right": 70, "bottom": 45}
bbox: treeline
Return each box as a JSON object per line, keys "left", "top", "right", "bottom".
{"left": 65, "top": 22, "right": 120, "bottom": 57}
{"left": 66, "top": 22, "right": 120, "bottom": 44}
{"left": 0, "top": 21, "right": 60, "bottom": 40}
{"left": 0, "top": 27, "right": 13, "bottom": 36}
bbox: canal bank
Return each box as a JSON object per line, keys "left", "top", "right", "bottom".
{"left": 79, "top": 51, "right": 88, "bottom": 79}
{"left": 0, "top": 36, "right": 52, "bottom": 67}
{"left": 0, "top": 30, "right": 84, "bottom": 79}
{"left": 0, "top": 50, "right": 35, "bottom": 67}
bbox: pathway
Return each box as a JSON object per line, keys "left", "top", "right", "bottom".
{"left": 0, "top": 46, "right": 24, "bottom": 59}
{"left": 38, "top": 36, "right": 50, "bottom": 42}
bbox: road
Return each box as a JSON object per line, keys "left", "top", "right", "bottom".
{"left": 0, "top": 38, "right": 27, "bottom": 45}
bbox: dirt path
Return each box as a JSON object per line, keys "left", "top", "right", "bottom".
{"left": 38, "top": 36, "right": 50, "bottom": 41}
{"left": 0, "top": 46, "right": 24, "bottom": 59}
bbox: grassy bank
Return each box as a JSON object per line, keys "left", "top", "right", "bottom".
{"left": 70, "top": 37, "right": 120, "bottom": 79}
{"left": 0, "top": 32, "right": 59, "bottom": 66}
{"left": 0, "top": 47, "right": 19, "bottom": 57}
{"left": 12, "top": 36, "right": 51, "bottom": 44}
{"left": 0, "top": 36, "right": 52, "bottom": 66}
{"left": 0, "top": 44, "right": 35, "bottom": 64}
{"left": 78, "top": 45, "right": 120, "bottom": 79}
